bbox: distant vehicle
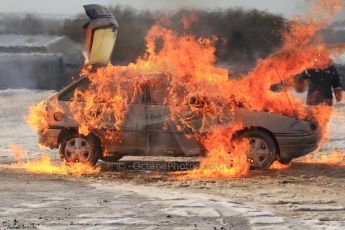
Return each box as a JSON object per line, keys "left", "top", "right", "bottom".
{"left": 38, "top": 5, "right": 321, "bottom": 169}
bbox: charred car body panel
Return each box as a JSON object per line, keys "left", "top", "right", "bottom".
{"left": 41, "top": 76, "right": 319, "bottom": 163}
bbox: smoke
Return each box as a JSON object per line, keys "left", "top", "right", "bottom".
{"left": 58, "top": 6, "right": 285, "bottom": 74}
{"left": 168, "top": 9, "right": 285, "bottom": 72}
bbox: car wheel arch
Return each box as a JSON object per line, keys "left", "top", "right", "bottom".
{"left": 234, "top": 126, "right": 280, "bottom": 156}
{"left": 57, "top": 128, "right": 78, "bottom": 146}
{"left": 233, "top": 126, "right": 280, "bottom": 169}
{"left": 57, "top": 128, "right": 103, "bottom": 153}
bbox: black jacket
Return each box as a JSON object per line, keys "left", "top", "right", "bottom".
{"left": 298, "top": 65, "right": 342, "bottom": 105}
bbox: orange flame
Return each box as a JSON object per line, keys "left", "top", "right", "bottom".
{"left": 309, "top": 0, "right": 342, "bottom": 21}
{"left": 181, "top": 12, "right": 198, "bottom": 29}
{"left": 24, "top": 0, "right": 344, "bottom": 179}
{"left": 269, "top": 161, "right": 292, "bottom": 170}
{"left": 8, "top": 144, "right": 26, "bottom": 163}
{"left": 186, "top": 126, "right": 250, "bottom": 179}
{"left": 25, "top": 101, "right": 49, "bottom": 133}
{"left": 1, "top": 145, "right": 99, "bottom": 176}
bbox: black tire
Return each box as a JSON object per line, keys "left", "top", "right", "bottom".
{"left": 239, "top": 130, "right": 278, "bottom": 170}
{"left": 100, "top": 155, "right": 123, "bottom": 162}
{"left": 278, "top": 158, "right": 292, "bottom": 165}
{"left": 60, "top": 133, "right": 101, "bottom": 166}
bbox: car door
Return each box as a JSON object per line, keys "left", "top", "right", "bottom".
{"left": 107, "top": 98, "right": 147, "bottom": 155}
{"left": 145, "top": 80, "right": 203, "bottom": 156}
{"left": 56, "top": 78, "right": 147, "bottom": 154}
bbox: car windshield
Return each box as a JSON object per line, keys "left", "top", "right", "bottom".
{"left": 58, "top": 78, "right": 91, "bottom": 101}
{"left": 58, "top": 76, "right": 170, "bottom": 104}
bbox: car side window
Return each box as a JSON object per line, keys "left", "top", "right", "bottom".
{"left": 146, "top": 79, "right": 168, "bottom": 105}
{"left": 59, "top": 78, "right": 91, "bottom": 101}
{"left": 141, "top": 83, "right": 151, "bottom": 104}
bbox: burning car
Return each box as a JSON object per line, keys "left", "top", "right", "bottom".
{"left": 37, "top": 5, "right": 321, "bottom": 170}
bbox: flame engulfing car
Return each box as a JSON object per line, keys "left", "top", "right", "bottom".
{"left": 38, "top": 5, "right": 321, "bottom": 170}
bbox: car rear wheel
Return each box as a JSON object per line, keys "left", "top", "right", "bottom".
{"left": 60, "top": 133, "right": 101, "bottom": 166}
{"left": 240, "top": 130, "right": 277, "bottom": 169}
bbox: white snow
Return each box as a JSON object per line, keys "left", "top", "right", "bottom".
{"left": 0, "top": 34, "right": 64, "bottom": 48}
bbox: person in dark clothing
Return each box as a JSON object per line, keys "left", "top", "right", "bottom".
{"left": 296, "top": 64, "right": 343, "bottom": 106}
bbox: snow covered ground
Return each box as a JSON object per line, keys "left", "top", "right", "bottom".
{"left": 322, "top": 103, "right": 345, "bottom": 150}
{"left": 0, "top": 89, "right": 56, "bottom": 162}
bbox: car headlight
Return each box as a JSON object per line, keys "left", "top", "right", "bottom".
{"left": 308, "top": 120, "right": 318, "bottom": 131}
{"left": 289, "top": 121, "right": 310, "bottom": 132}
{"left": 53, "top": 112, "right": 64, "bottom": 121}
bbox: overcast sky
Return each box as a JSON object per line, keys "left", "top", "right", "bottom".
{"left": 0, "top": 0, "right": 344, "bottom": 19}
{"left": 0, "top": 0, "right": 307, "bottom": 17}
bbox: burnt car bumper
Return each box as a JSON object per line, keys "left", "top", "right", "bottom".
{"left": 276, "top": 132, "right": 320, "bottom": 160}
{"left": 39, "top": 128, "right": 61, "bottom": 149}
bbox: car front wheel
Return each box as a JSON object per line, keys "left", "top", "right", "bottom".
{"left": 60, "top": 133, "right": 100, "bottom": 166}
{"left": 240, "top": 130, "right": 277, "bottom": 169}
{"left": 278, "top": 158, "right": 292, "bottom": 165}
